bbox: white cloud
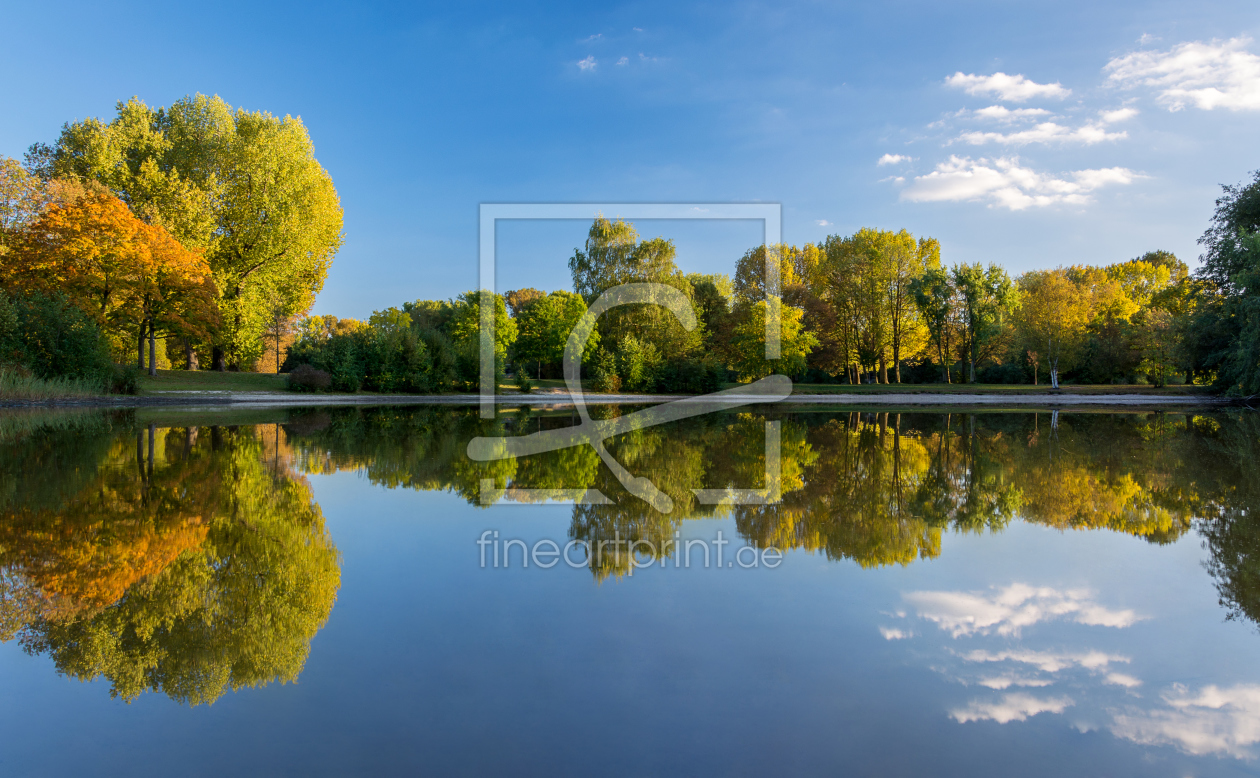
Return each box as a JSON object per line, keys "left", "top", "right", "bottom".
{"left": 961, "top": 648, "right": 1129, "bottom": 674}
{"left": 972, "top": 105, "right": 1053, "bottom": 122}
{"left": 951, "top": 693, "right": 1075, "bottom": 724}
{"left": 945, "top": 72, "right": 1070, "bottom": 102}
{"left": 978, "top": 675, "right": 1055, "bottom": 690}
{"left": 955, "top": 121, "right": 1126, "bottom": 146}
{"left": 877, "top": 153, "right": 912, "bottom": 165}
{"left": 904, "top": 583, "right": 1143, "bottom": 636}
{"left": 1106, "top": 37, "right": 1260, "bottom": 111}
{"left": 1099, "top": 107, "right": 1139, "bottom": 123}
{"left": 880, "top": 626, "right": 913, "bottom": 640}
{"left": 577, "top": 56, "right": 597, "bottom": 72}
{"left": 1112, "top": 684, "right": 1260, "bottom": 759}
{"left": 900, "top": 156, "right": 1139, "bottom": 211}
{"left": 616, "top": 56, "right": 629, "bottom": 66}
{"left": 1105, "top": 673, "right": 1143, "bottom": 688}
{"left": 582, "top": 34, "right": 602, "bottom": 42}
{"left": 816, "top": 219, "right": 832, "bottom": 227}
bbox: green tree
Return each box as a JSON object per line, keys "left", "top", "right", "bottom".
{"left": 952, "top": 263, "right": 1019, "bottom": 383}
{"left": 727, "top": 300, "right": 817, "bottom": 381}
{"left": 909, "top": 268, "right": 960, "bottom": 383}
{"left": 1187, "top": 171, "right": 1260, "bottom": 393}
{"left": 512, "top": 290, "right": 597, "bottom": 378}
{"left": 448, "top": 290, "right": 517, "bottom": 390}
{"left": 569, "top": 217, "right": 701, "bottom": 363}
{"left": 49, "top": 95, "right": 344, "bottom": 370}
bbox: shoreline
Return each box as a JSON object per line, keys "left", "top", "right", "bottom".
{"left": 0, "top": 389, "right": 1239, "bottom": 410}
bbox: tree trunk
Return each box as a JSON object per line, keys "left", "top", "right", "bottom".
{"left": 137, "top": 325, "right": 146, "bottom": 370}
{"left": 893, "top": 342, "right": 901, "bottom": 383}
{"left": 212, "top": 345, "right": 227, "bottom": 372}
{"left": 148, "top": 326, "right": 157, "bottom": 377}
{"left": 879, "top": 355, "right": 888, "bottom": 384}
{"left": 185, "top": 339, "right": 199, "bottom": 371}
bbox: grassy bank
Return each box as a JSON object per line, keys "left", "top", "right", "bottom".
{"left": 138, "top": 369, "right": 289, "bottom": 393}
{"left": 0, "top": 368, "right": 105, "bottom": 401}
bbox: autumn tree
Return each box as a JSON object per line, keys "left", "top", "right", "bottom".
{"left": 48, "top": 95, "right": 343, "bottom": 370}
{"left": 1015, "top": 270, "right": 1092, "bottom": 388}
{"left": 732, "top": 244, "right": 802, "bottom": 303}
{"left": 726, "top": 300, "right": 818, "bottom": 381}
{"left": 885, "top": 232, "right": 937, "bottom": 382}
{"left": 8, "top": 190, "right": 217, "bottom": 370}
{"left": 505, "top": 288, "right": 545, "bottom": 317}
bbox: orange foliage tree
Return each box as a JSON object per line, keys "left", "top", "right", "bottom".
{"left": 6, "top": 190, "right": 218, "bottom": 370}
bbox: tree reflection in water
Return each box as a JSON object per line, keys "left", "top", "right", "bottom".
{"left": 0, "top": 413, "right": 340, "bottom": 706}
{"left": 1, "top": 405, "right": 1259, "bottom": 706}
{"left": 283, "top": 405, "right": 1256, "bottom": 597}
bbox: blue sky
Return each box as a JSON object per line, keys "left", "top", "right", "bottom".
{"left": 2, "top": 0, "right": 1258, "bottom": 317}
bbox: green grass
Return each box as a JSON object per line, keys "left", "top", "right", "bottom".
{"left": 0, "top": 368, "right": 105, "bottom": 401}
{"left": 138, "top": 369, "right": 289, "bottom": 393}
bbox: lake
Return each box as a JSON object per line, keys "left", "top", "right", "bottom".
{"left": 1, "top": 403, "right": 1258, "bottom": 776}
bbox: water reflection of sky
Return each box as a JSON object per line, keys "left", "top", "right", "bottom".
{"left": 877, "top": 521, "right": 1260, "bottom": 768}
{"left": 3, "top": 410, "right": 1260, "bottom": 776}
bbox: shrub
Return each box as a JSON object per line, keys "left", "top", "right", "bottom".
{"left": 283, "top": 322, "right": 459, "bottom": 394}
{"left": 976, "top": 362, "right": 1026, "bottom": 385}
{"left": 515, "top": 370, "right": 532, "bottom": 393}
{"left": 591, "top": 348, "right": 621, "bottom": 393}
{"left": 0, "top": 291, "right": 113, "bottom": 385}
{"left": 287, "top": 364, "right": 332, "bottom": 392}
{"left": 109, "top": 364, "right": 141, "bottom": 395}
{"left": 616, "top": 335, "right": 662, "bottom": 392}
{"left": 657, "top": 356, "right": 726, "bottom": 394}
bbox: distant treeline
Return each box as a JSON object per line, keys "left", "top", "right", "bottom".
{"left": 282, "top": 168, "right": 1260, "bottom": 394}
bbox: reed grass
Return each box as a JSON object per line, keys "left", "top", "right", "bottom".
{"left": 0, "top": 367, "right": 105, "bottom": 402}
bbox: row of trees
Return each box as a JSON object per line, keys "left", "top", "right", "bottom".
{"left": 288, "top": 168, "right": 1260, "bottom": 395}
{"left": 296, "top": 218, "right": 1178, "bottom": 393}
{"left": 0, "top": 94, "right": 343, "bottom": 381}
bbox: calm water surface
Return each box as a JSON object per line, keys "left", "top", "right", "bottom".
{"left": 1, "top": 404, "right": 1258, "bottom": 776}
